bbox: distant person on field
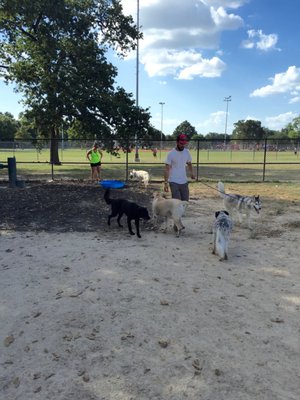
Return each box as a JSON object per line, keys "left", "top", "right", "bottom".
{"left": 86, "top": 141, "right": 103, "bottom": 181}
{"left": 152, "top": 147, "right": 158, "bottom": 157}
{"left": 294, "top": 147, "right": 297, "bottom": 155}
{"left": 164, "top": 134, "right": 195, "bottom": 201}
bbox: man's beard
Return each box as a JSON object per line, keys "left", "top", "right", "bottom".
{"left": 176, "top": 145, "right": 184, "bottom": 151}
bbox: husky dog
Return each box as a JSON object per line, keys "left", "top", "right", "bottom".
{"left": 217, "top": 181, "right": 261, "bottom": 227}
{"left": 152, "top": 192, "right": 188, "bottom": 237}
{"left": 104, "top": 189, "right": 150, "bottom": 238}
{"left": 212, "top": 210, "right": 233, "bottom": 261}
{"left": 129, "top": 169, "right": 150, "bottom": 188}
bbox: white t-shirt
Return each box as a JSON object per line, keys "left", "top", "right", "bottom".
{"left": 165, "top": 148, "right": 192, "bottom": 184}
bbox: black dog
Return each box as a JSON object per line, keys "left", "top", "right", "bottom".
{"left": 104, "top": 189, "right": 150, "bottom": 238}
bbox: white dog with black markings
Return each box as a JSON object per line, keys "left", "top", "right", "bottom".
{"left": 152, "top": 192, "right": 188, "bottom": 237}
{"left": 212, "top": 210, "right": 233, "bottom": 261}
{"left": 129, "top": 169, "right": 150, "bottom": 188}
{"left": 217, "top": 181, "right": 261, "bottom": 228}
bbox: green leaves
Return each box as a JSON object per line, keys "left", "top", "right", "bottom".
{"left": 232, "top": 120, "right": 265, "bottom": 141}
{"left": 0, "top": 112, "right": 19, "bottom": 140}
{"left": 0, "top": 0, "right": 151, "bottom": 161}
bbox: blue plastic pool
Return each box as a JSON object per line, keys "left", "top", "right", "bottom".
{"left": 99, "top": 180, "right": 125, "bottom": 189}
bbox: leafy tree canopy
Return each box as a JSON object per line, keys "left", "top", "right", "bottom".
{"left": 231, "top": 119, "right": 266, "bottom": 141}
{"left": 172, "top": 120, "right": 198, "bottom": 140}
{"left": 285, "top": 116, "right": 300, "bottom": 140}
{"left": 191, "top": 134, "right": 204, "bottom": 140}
{"left": 205, "top": 132, "right": 225, "bottom": 140}
{"left": 0, "top": 112, "right": 19, "bottom": 140}
{"left": 0, "top": 0, "right": 151, "bottom": 163}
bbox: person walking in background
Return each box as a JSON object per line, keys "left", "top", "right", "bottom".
{"left": 86, "top": 141, "right": 103, "bottom": 181}
{"left": 164, "top": 134, "right": 195, "bottom": 201}
{"left": 152, "top": 147, "right": 158, "bottom": 157}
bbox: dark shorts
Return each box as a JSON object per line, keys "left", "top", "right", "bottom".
{"left": 90, "top": 162, "right": 101, "bottom": 167}
{"left": 169, "top": 182, "right": 189, "bottom": 201}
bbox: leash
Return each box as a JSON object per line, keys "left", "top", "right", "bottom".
{"left": 198, "top": 180, "right": 220, "bottom": 193}
{"left": 198, "top": 180, "right": 240, "bottom": 200}
{"left": 197, "top": 180, "right": 261, "bottom": 213}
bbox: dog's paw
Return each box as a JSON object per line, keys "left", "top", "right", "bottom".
{"left": 130, "top": 232, "right": 135, "bottom": 236}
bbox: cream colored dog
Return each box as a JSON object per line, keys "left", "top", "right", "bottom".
{"left": 152, "top": 192, "right": 189, "bottom": 237}
{"left": 129, "top": 169, "right": 149, "bottom": 188}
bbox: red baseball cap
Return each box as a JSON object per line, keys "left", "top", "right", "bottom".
{"left": 176, "top": 134, "right": 188, "bottom": 144}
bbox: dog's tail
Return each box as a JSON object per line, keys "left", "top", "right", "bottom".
{"left": 217, "top": 181, "right": 226, "bottom": 198}
{"left": 104, "top": 188, "right": 112, "bottom": 204}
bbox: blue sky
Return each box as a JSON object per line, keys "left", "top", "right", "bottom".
{"left": 1, "top": 0, "right": 300, "bottom": 136}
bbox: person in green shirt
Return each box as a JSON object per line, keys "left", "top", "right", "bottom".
{"left": 86, "top": 142, "right": 103, "bottom": 181}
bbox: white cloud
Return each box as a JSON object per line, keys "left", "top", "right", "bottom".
{"left": 211, "top": 6, "right": 244, "bottom": 30}
{"left": 250, "top": 66, "right": 300, "bottom": 98}
{"left": 142, "top": 49, "right": 226, "bottom": 79}
{"left": 245, "top": 115, "right": 260, "bottom": 121}
{"left": 289, "top": 96, "right": 300, "bottom": 104}
{"left": 241, "top": 29, "right": 279, "bottom": 51}
{"left": 201, "top": 0, "right": 249, "bottom": 9}
{"left": 121, "top": 0, "right": 245, "bottom": 80}
{"left": 197, "top": 110, "right": 227, "bottom": 133}
{"left": 178, "top": 56, "right": 226, "bottom": 79}
{"left": 265, "top": 112, "right": 297, "bottom": 130}
{"left": 152, "top": 113, "right": 179, "bottom": 130}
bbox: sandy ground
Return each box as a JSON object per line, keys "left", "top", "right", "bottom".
{"left": 1, "top": 184, "right": 300, "bottom": 400}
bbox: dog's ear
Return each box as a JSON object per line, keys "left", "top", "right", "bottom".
{"left": 215, "top": 211, "right": 220, "bottom": 218}
{"left": 223, "top": 210, "right": 229, "bottom": 216}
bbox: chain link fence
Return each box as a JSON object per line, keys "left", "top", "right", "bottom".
{"left": 1, "top": 137, "right": 299, "bottom": 182}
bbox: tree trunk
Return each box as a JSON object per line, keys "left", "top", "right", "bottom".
{"left": 50, "top": 126, "right": 61, "bottom": 165}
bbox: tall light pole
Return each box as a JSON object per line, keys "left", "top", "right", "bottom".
{"left": 159, "top": 102, "right": 165, "bottom": 160}
{"left": 224, "top": 96, "right": 231, "bottom": 149}
{"left": 134, "top": 0, "right": 140, "bottom": 162}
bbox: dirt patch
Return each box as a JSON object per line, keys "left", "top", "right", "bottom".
{"left": 1, "top": 180, "right": 300, "bottom": 400}
{"left": 0, "top": 180, "right": 152, "bottom": 233}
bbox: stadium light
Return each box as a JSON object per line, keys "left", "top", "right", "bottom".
{"left": 134, "top": 0, "right": 140, "bottom": 162}
{"left": 224, "top": 96, "right": 232, "bottom": 148}
{"left": 159, "top": 102, "right": 165, "bottom": 160}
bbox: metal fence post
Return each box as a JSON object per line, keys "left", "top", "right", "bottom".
{"left": 196, "top": 139, "right": 200, "bottom": 181}
{"left": 8, "top": 157, "right": 17, "bottom": 188}
{"left": 125, "top": 136, "right": 129, "bottom": 181}
{"left": 262, "top": 137, "right": 267, "bottom": 182}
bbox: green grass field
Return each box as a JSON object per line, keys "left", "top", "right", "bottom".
{"left": 1, "top": 147, "right": 299, "bottom": 182}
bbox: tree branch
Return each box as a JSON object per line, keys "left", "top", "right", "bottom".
{"left": 32, "top": 13, "right": 43, "bottom": 34}
{"left": 19, "top": 27, "right": 37, "bottom": 42}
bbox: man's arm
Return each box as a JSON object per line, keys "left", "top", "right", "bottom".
{"left": 164, "top": 164, "right": 170, "bottom": 192}
{"left": 187, "top": 162, "right": 195, "bottom": 180}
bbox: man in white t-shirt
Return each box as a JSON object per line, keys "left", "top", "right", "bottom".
{"left": 164, "top": 134, "right": 195, "bottom": 201}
